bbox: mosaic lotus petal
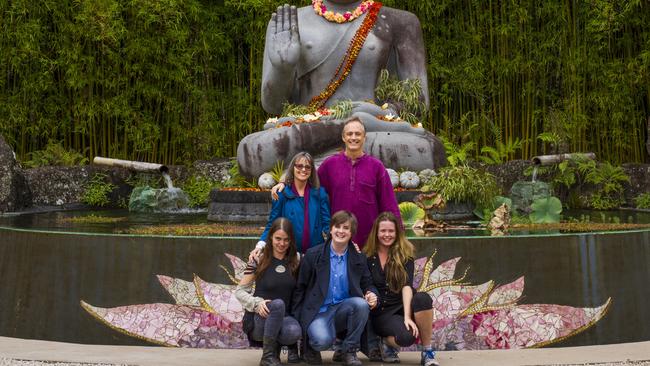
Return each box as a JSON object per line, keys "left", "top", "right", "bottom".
{"left": 193, "top": 275, "right": 243, "bottom": 322}
{"left": 157, "top": 275, "right": 200, "bottom": 306}
{"left": 81, "top": 253, "right": 611, "bottom": 350}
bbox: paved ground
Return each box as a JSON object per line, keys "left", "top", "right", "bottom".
{"left": 0, "top": 337, "right": 649, "bottom": 366}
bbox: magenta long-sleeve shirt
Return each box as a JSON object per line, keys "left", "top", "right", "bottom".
{"left": 317, "top": 152, "right": 401, "bottom": 246}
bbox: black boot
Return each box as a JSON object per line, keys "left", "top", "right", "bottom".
{"left": 260, "top": 337, "right": 281, "bottom": 366}
{"left": 287, "top": 343, "right": 300, "bottom": 363}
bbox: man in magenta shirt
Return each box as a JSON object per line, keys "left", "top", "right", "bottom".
{"left": 273, "top": 117, "right": 401, "bottom": 246}
{"left": 317, "top": 118, "right": 401, "bottom": 246}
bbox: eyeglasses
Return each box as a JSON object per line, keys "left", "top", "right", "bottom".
{"left": 294, "top": 163, "right": 312, "bottom": 171}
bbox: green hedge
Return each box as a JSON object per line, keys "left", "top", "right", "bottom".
{"left": 1, "top": 0, "right": 648, "bottom": 164}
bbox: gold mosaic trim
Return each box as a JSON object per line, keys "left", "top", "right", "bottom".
{"left": 80, "top": 300, "right": 175, "bottom": 347}
{"left": 193, "top": 274, "right": 217, "bottom": 314}
{"left": 458, "top": 281, "right": 496, "bottom": 318}
{"left": 219, "top": 265, "right": 239, "bottom": 285}
{"left": 419, "top": 266, "right": 471, "bottom": 293}
{"left": 416, "top": 250, "right": 438, "bottom": 292}
{"left": 528, "top": 297, "right": 613, "bottom": 348}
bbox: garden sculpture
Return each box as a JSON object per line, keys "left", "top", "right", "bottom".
{"left": 236, "top": 0, "right": 446, "bottom": 178}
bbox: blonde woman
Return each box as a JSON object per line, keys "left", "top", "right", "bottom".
{"left": 363, "top": 212, "right": 439, "bottom": 366}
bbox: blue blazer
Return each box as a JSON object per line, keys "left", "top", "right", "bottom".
{"left": 260, "top": 186, "right": 331, "bottom": 253}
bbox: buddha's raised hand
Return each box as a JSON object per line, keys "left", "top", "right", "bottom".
{"left": 268, "top": 4, "right": 300, "bottom": 69}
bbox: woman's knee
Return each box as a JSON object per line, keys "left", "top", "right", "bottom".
{"left": 267, "top": 299, "right": 286, "bottom": 313}
{"left": 394, "top": 330, "right": 416, "bottom": 347}
{"left": 279, "top": 317, "right": 302, "bottom": 344}
{"left": 412, "top": 292, "right": 433, "bottom": 313}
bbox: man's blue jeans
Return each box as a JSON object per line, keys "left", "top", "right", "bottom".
{"left": 307, "top": 297, "right": 369, "bottom": 353}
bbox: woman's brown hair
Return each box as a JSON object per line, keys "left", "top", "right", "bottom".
{"left": 256, "top": 217, "right": 299, "bottom": 279}
{"left": 363, "top": 212, "right": 414, "bottom": 293}
{"left": 284, "top": 151, "right": 320, "bottom": 189}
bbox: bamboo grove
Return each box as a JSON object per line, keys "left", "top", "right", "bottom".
{"left": 1, "top": 0, "right": 648, "bottom": 165}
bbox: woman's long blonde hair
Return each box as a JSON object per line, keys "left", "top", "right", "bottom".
{"left": 363, "top": 212, "right": 414, "bottom": 293}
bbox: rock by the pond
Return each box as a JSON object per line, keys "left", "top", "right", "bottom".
{"left": 0, "top": 136, "right": 31, "bottom": 212}
{"left": 191, "top": 158, "right": 232, "bottom": 184}
{"left": 24, "top": 165, "right": 131, "bottom": 207}
{"left": 129, "top": 186, "right": 189, "bottom": 212}
{"left": 510, "top": 181, "right": 552, "bottom": 214}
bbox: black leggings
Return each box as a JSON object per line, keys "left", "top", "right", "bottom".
{"left": 371, "top": 292, "right": 433, "bottom": 347}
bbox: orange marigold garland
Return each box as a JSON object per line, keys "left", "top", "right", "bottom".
{"left": 308, "top": 2, "right": 383, "bottom": 110}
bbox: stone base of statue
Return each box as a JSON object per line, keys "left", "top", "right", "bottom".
{"left": 237, "top": 104, "right": 446, "bottom": 178}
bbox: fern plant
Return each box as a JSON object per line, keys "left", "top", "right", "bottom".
{"left": 634, "top": 193, "right": 650, "bottom": 209}
{"left": 23, "top": 142, "right": 88, "bottom": 168}
{"left": 479, "top": 137, "right": 526, "bottom": 164}
{"left": 182, "top": 176, "right": 220, "bottom": 208}
{"left": 582, "top": 161, "right": 629, "bottom": 209}
{"left": 439, "top": 137, "right": 475, "bottom": 167}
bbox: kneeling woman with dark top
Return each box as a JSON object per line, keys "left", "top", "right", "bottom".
{"left": 363, "top": 212, "right": 440, "bottom": 366}
{"left": 235, "top": 218, "right": 302, "bottom": 366}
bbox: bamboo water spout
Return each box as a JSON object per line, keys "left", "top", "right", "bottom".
{"left": 93, "top": 157, "right": 168, "bottom": 174}
{"left": 531, "top": 153, "right": 596, "bottom": 166}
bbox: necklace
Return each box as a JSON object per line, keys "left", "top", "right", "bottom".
{"left": 309, "top": 2, "right": 382, "bottom": 109}
{"left": 312, "top": 0, "right": 375, "bottom": 23}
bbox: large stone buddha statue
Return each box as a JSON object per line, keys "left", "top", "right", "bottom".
{"left": 237, "top": 0, "right": 446, "bottom": 178}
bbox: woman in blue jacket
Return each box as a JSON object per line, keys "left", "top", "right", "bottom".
{"left": 256, "top": 152, "right": 331, "bottom": 254}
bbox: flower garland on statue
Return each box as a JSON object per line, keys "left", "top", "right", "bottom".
{"left": 312, "top": 0, "right": 375, "bottom": 23}
{"left": 309, "top": 2, "right": 383, "bottom": 110}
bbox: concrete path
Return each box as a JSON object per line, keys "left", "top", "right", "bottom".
{"left": 0, "top": 337, "right": 649, "bottom": 366}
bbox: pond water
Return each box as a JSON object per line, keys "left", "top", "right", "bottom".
{"left": 2, "top": 208, "right": 650, "bottom": 237}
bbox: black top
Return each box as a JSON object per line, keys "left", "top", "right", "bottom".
{"left": 250, "top": 256, "right": 297, "bottom": 314}
{"left": 367, "top": 255, "right": 415, "bottom": 313}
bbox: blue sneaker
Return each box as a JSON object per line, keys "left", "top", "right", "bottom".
{"left": 420, "top": 349, "right": 439, "bottom": 366}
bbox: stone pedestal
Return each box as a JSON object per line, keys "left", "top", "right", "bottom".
{"left": 207, "top": 190, "right": 272, "bottom": 222}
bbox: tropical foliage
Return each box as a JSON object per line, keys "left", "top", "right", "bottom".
{"left": 634, "top": 193, "right": 650, "bottom": 210}
{"left": 422, "top": 165, "right": 500, "bottom": 208}
{"left": 398, "top": 202, "right": 425, "bottom": 227}
{"left": 1, "top": 0, "right": 648, "bottom": 165}
{"left": 23, "top": 142, "right": 88, "bottom": 168}
{"left": 529, "top": 197, "right": 563, "bottom": 224}
{"left": 182, "top": 176, "right": 221, "bottom": 208}
{"left": 82, "top": 173, "right": 116, "bottom": 207}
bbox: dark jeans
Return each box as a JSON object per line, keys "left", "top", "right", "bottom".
{"left": 251, "top": 299, "right": 301, "bottom": 345}
{"left": 307, "top": 297, "right": 369, "bottom": 353}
